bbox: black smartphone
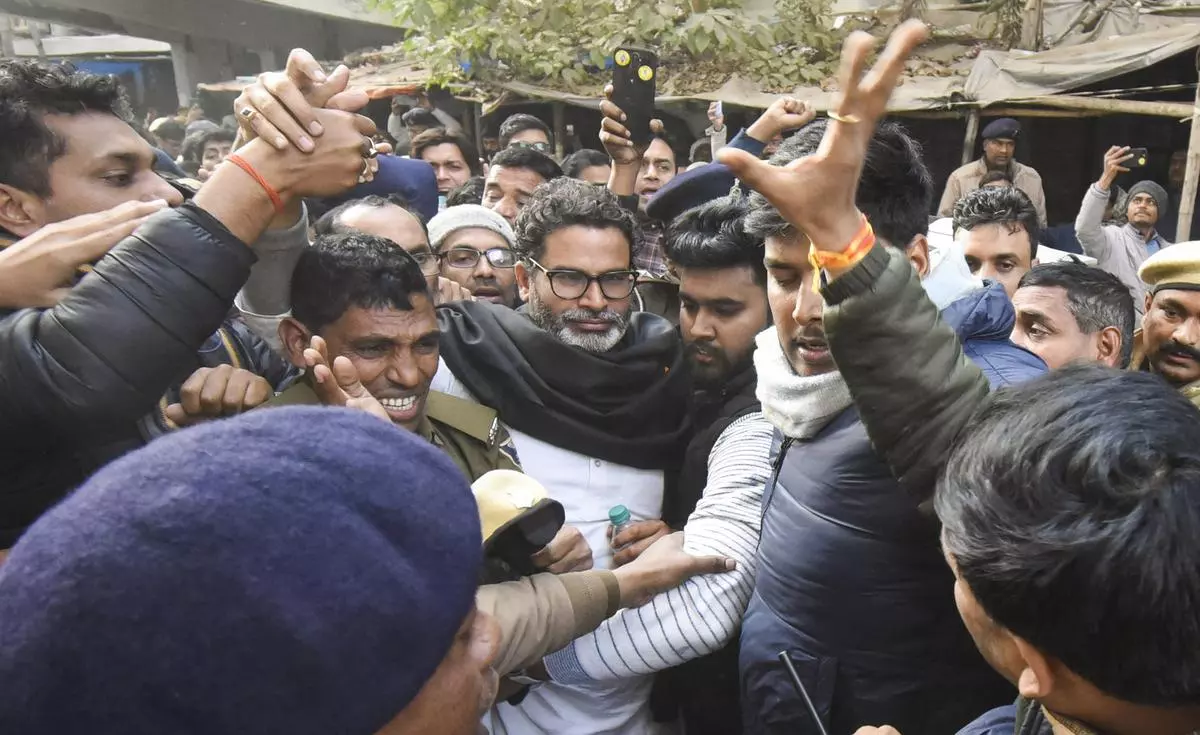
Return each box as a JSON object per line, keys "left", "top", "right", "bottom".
{"left": 1128, "top": 147, "right": 1148, "bottom": 167}
{"left": 611, "top": 46, "right": 658, "bottom": 146}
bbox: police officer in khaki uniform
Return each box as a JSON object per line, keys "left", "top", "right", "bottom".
{"left": 266, "top": 378, "right": 519, "bottom": 482}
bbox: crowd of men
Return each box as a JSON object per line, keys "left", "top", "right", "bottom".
{"left": 1, "top": 23, "right": 1199, "bottom": 735}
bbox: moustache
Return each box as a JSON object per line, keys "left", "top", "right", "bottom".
{"left": 562, "top": 307, "right": 624, "bottom": 326}
{"left": 686, "top": 340, "right": 724, "bottom": 359}
{"left": 1165, "top": 341, "right": 1200, "bottom": 362}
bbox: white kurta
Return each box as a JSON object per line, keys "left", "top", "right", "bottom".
{"left": 432, "top": 360, "right": 668, "bottom": 734}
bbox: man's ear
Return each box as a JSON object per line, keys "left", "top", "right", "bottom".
{"left": 278, "top": 317, "right": 313, "bottom": 369}
{"left": 1096, "top": 325, "right": 1123, "bottom": 368}
{"left": 0, "top": 184, "right": 46, "bottom": 238}
{"left": 515, "top": 261, "right": 532, "bottom": 302}
{"left": 1144, "top": 291, "right": 1154, "bottom": 315}
{"left": 906, "top": 234, "right": 930, "bottom": 278}
{"left": 1012, "top": 636, "right": 1057, "bottom": 701}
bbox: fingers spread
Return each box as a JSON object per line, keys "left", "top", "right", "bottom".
{"left": 837, "top": 31, "right": 877, "bottom": 103}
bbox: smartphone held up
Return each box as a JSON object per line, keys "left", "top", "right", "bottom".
{"left": 611, "top": 46, "right": 659, "bottom": 146}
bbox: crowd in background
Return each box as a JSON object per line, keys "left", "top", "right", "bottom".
{"left": 2, "top": 23, "right": 1200, "bottom": 735}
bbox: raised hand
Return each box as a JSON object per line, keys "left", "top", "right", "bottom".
{"left": 746, "top": 96, "right": 816, "bottom": 145}
{"left": 0, "top": 199, "right": 168, "bottom": 309}
{"left": 599, "top": 84, "right": 666, "bottom": 167}
{"left": 234, "top": 48, "right": 370, "bottom": 151}
{"left": 165, "top": 364, "right": 273, "bottom": 427}
{"left": 707, "top": 100, "right": 725, "bottom": 132}
{"left": 303, "top": 335, "right": 391, "bottom": 423}
{"left": 718, "top": 20, "right": 929, "bottom": 256}
{"left": 1100, "top": 145, "right": 1134, "bottom": 190}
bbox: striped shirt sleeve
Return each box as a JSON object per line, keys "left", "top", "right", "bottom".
{"left": 543, "top": 412, "right": 774, "bottom": 684}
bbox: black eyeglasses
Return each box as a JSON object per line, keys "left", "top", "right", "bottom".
{"left": 408, "top": 249, "right": 442, "bottom": 277}
{"left": 510, "top": 141, "right": 552, "bottom": 154}
{"left": 527, "top": 258, "right": 637, "bottom": 300}
{"left": 443, "top": 246, "right": 517, "bottom": 269}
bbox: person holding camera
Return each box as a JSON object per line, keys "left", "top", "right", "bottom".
{"left": 1075, "top": 145, "right": 1172, "bottom": 311}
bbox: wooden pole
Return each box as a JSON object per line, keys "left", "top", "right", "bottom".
{"left": 961, "top": 108, "right": 980, "bottom": 166}
{"left": 552, "top": 102, "right": 565, "bottom": 161}
{"left": 1011, "top": 95, "right": 1193, "bottom": 118}
{"left": 1177, "top": 79, "right": 1200, "bottom": 241}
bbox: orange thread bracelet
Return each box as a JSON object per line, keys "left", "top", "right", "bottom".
{"left": 227, "top": 153, "right": 284, "bottom": 214}
{"left": 808, "top": 218, "right": 876, "bottom": 272}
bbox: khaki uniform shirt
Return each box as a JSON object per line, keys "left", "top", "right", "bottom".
{"left": 938, "top": 158, "right": 1048, "bottom": 226}
{"left": 1129, "top": 329, "right": 1200, "bottom": 409}
{"left": 266, "top": 381, "right": 520, "bottom": 481}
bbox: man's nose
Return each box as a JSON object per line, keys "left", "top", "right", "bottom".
{"left": 473, "top": 256, "right": 495, "bottom": 280}
{"left": 150, "top": 176, "right": 184, "bottom": 207}
{"left": 792, "top": 277, "right": 823, "bottom": 326}
{"left": 384, "top": 355, "right": 421, "bottom": 389}
{"left": 690, "top": 310, "right": 717, "bottom": 340}
{"left": 578, "top": 279, "right": 608, "bottom": 311}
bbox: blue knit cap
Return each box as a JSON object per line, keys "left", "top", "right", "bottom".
{"left": 0, "top": 406, "right": 482, "bottom": 735}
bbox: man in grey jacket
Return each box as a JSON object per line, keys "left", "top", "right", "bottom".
{"left": 1075, "top": 145, "right": 1172, "bottom": 312}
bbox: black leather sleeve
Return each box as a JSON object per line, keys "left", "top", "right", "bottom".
{"left": 0, "top": 203, "right": 255, "bottom": 440}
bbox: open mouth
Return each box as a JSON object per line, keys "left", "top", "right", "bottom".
{"left": 794, "top": 339, "right": 831, "bottom": 361}
{"left": 378, "top": 395, "right": 421, "bottom": 422}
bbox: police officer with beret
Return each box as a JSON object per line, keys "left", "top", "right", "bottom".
{"left": 938, "top": 118, "right": 1047, "bottom": 226}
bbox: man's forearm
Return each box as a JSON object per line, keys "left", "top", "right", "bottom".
{"left": 543, "top": 415, "right": 771, "bottom": 684}
{"left": 0, "top": 204, "right": 256, "bottom": 436}
{"left": 477, "top": 570, "right": 619, "bottom": 676}
{"left": 824, "top": 244, "right": 990, "bottom": 497}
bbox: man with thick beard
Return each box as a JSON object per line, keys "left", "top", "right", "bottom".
{"left": 433, "top": 177, "right": 693, "bottom": 735}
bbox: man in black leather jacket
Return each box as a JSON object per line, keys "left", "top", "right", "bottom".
{"left": 0, "top": 58, "right": 374, "bottom": 549}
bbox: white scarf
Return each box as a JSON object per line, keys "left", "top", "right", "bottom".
{"left": 753, "top": 329, "right": 853, "bottom": 440}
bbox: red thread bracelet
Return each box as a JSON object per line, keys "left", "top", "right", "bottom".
{"left": 226, "top": 153, "right": 285, "bottom": 214}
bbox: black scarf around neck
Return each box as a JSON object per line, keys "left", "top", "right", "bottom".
{"left": 437, "top": 301, "right": 691, "bottom": 470}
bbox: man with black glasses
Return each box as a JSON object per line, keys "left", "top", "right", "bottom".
{"left": 434, "top": 177, "right": 693, "bottom": 735}
{"left": 428, "top": 205, "right": 521, "bottom": 308}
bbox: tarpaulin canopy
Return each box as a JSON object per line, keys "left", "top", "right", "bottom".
{"left": 965, "top": 22, "right": 1200, "bottom": 105}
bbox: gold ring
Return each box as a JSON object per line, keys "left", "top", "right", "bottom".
{"left": 239, "top": 106, "right": 256, "bottom": 120}
{"left": 828, "top": 111, "right": 861, "bottom": 124}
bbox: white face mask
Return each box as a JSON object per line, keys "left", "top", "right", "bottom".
{"left": 923, "top": 218, "right": 984, "bottom": 310}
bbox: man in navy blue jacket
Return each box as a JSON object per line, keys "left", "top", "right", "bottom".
{"left": 737, "top": 119, "right": 1043, "bottom": 735}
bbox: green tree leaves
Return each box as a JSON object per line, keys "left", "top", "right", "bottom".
{"left": 374, "top": 0, "right": 842, "bottom": 93}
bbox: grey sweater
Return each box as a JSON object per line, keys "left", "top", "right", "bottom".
{"left": 1075, "top": 183, "right": 1170, "bottom": 314}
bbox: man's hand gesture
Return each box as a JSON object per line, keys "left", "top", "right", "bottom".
{"left": 0, "top": 199, "right": 168, "bottom": 309}
{"left": 599, "top": 84, "right": 665, "bottom": 167}
{"left": 304, "top": 335, "right": 391, "bottom": 423}
{"left": 1100, "top": 145, "right": 1134, "bottom": 190}
{"left": 718, "top": 21, "right": 929, "bottom": 259}
{"left": 746, "top": 96, "right": 815, "bottom": 146}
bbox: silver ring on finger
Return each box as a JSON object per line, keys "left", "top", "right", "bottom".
{"left": 361, "top": 137, "right": 380, "bottom": 159}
